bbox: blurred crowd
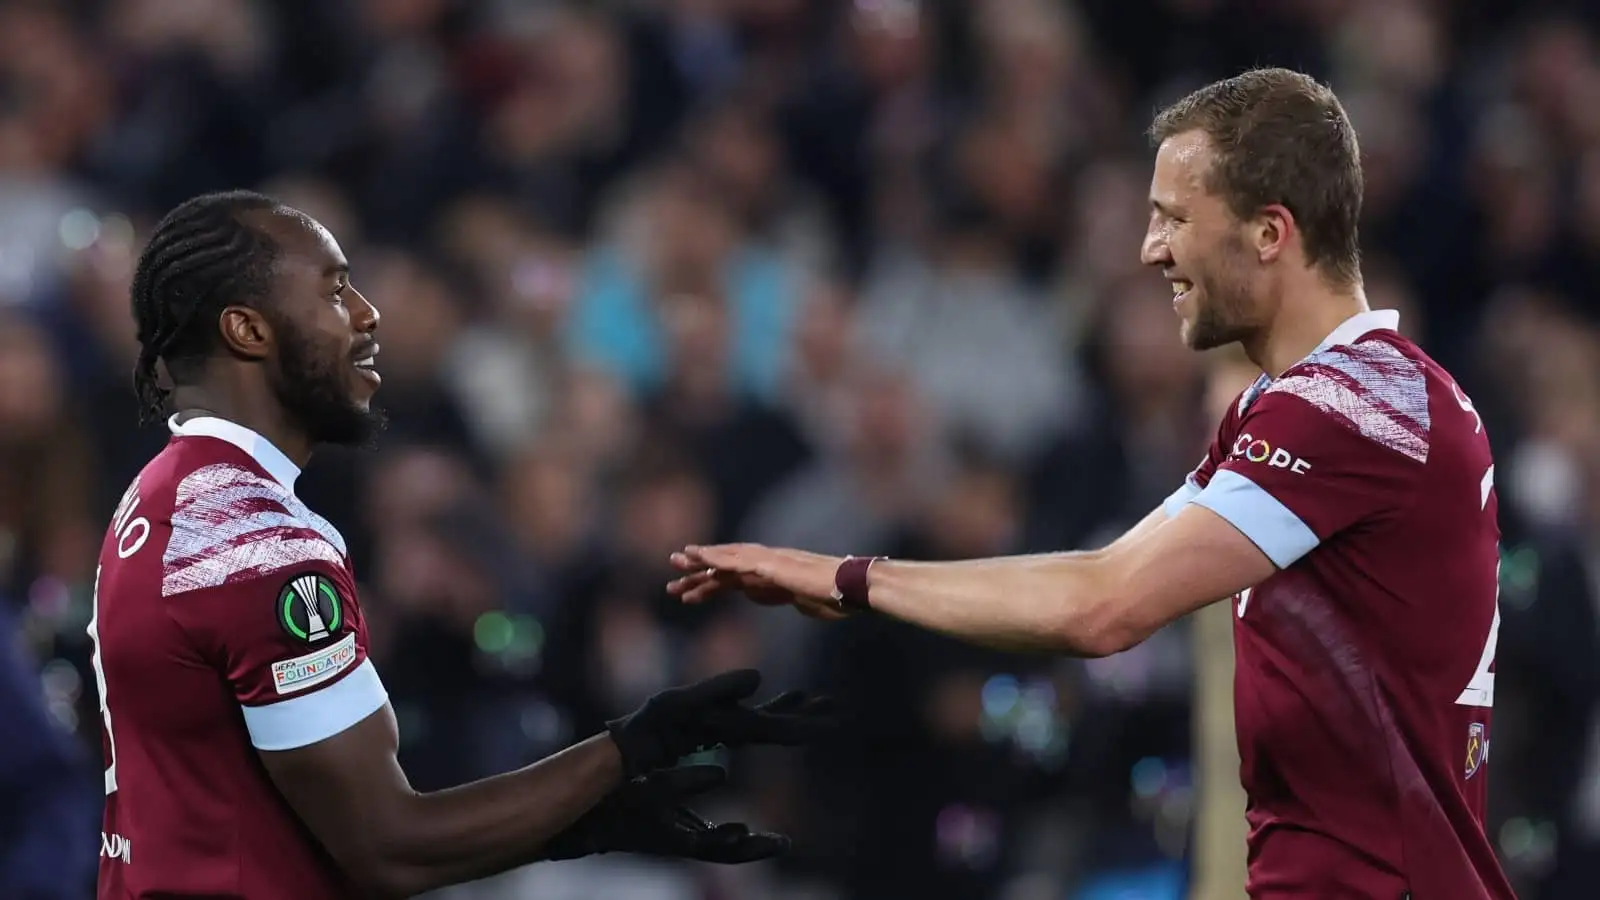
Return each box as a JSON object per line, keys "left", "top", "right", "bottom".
{"left": 2, "top": 0, "right": 1600, "bottom": 897}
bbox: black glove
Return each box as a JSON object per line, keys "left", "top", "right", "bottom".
{"left": 541, "top": 765, "right": 789, "bottom": 864}
{"left": 606, "top": 669, "right": 835, "bottom": 778}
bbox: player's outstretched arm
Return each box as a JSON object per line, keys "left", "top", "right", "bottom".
{"left": 669, "top": 505, "right": 1275, "bottom": 657}
{"left": 258, "top": 669, "right": 831, "bottom": 898}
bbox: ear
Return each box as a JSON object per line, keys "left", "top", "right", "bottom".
{"left": 218, "top": 305, "right": 273, "bottom": 361}
{"left": 1253, "top": 203, "right": 1296, "bottom": 264}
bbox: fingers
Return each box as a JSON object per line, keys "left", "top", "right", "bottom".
{"left": 641, "top": 765, "right": 727, "bottom": 801}
{"left": 683, "top": 544, "right": 752, "bottom": 572}
{"left": 700, "top": 701, "right": 839, "bottom": 747}
{"left": 668, "top": 572, "right": 728, "bottom": 605}
{"left": 668, "top": 551, "right": 697, "bottom": 571}
{"left": 679, "top": 668, "right": 762, "bottom": 704}
{"left": 655, "top": 813, "right": 793, "bottom": 864}
{"left": 754, "top": 690, "right": 806, "bottom": 714}
{"left": 665, "top": 570, "right": 714, "bottom": 597}
{"left": 665, "top": 566, "right": 751, "bottom": 605}
{"left": 793, "top": 695, "right": 838, "bottom": 718}
{"left": 682, "top": 582, "right": 722, "bottom": 605}
{"left": 693, "top": 823, "right": 791, "bottom": 863}
{"left": 667, "top": 569, "right": 796, "bottom": 608}
{"left": 755, "top": 691, "right": 837, "bottom": 718}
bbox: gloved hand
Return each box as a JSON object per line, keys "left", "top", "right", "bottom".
{"left": 541, "top": 765, "right": 789, "bottom": 864}
{"left": 606, "top": 669, "right": 834, "bottom": 778}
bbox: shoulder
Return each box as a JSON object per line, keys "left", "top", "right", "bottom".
{"left": 1260, "top": 335, "right": 1431, "bottom": 464}
{"left": 1231, "top": 373, "right": 1273, "bottom": 421}
{"left": 163, "top": 460, "right": 348, "bottom": 599}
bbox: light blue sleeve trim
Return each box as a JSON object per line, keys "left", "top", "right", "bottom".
{"left": 1190, "top": 469, "right": 1320, "bottom": 568}
{"left": 242, "top": 659, "right": 388, "bottom": 751}
{"left": 1161, "top": 477, "right": 1202, "bottom": 519}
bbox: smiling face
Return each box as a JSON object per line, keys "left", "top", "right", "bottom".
{"left": 246, "top": 209, "right": 386, "bottom": 447}
{"left": 1141, "top": 130, "right": 1268, "bottom": 352}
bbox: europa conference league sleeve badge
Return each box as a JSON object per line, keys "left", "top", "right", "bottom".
{"left": 277, "top": 573, "right": 344, "bottom": 643}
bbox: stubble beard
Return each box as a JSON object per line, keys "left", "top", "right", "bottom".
{"left": 1183, "top": 240, "right": 1259, "bottom": 352}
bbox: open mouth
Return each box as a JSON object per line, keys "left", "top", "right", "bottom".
{"left": 352, "top": 344, "right": 381, "bottom": 385}
{"left": 1170, "top": 279, "right": 1194, "bottom": 307}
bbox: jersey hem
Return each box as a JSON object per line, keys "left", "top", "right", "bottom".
{"left": 242, "top": 659, "right": 387, "bottom": 750}
{"left": 1192, "top": 469, "right": 1320, "bottom": 568}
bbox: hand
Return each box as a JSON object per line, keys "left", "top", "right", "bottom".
{"left": 542, "top": 765, "right": 789, "bottom": 864}
{"left": 667, "top": 544, "right": 855, "bottom": 621}
{"left": 606, "top": 669, "right": 836, "bottom": 778}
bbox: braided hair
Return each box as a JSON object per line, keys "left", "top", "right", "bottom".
{"left": 130, "top": 190, "right": 283, "bottom": 425}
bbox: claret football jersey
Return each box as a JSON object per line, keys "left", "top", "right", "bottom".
{"left": 1164, "top": 310, "right": 1516, "bottom": 900}
{"left": 90, "top": 415, "right": 386, "bottom": 899}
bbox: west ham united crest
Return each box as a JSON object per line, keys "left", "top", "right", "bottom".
{"left": 277, "top": 573, "right": 344, "bottom": 643}
{"left": 1464, "top": 722, "right": 1489, "bottom": 779}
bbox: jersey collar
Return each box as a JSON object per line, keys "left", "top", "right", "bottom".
{"left": 168, "top": 414, "right": 302, "bottom": 493}
{"left": 1313, "top": 308, "right": 1401, "bottom": 353}
{"left": 1237, "top": 308, "right": 1403, "bottom": 416}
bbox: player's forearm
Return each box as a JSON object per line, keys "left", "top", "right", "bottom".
{"left": 382, "top": 735, "right": 623, "bottom": 895}
{"left": 856, "top": 510, "right": 1171, "bottom": 654}
{"left": 865, "top": 552, "right": 1129, "bottom": 656}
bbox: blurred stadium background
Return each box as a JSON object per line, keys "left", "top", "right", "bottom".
{"left": 2, "top": 0, "right": 1599, "bottom": 897}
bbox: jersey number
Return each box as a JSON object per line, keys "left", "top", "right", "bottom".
{"left": 1455, "top": 464, "right": 1498, "bottom": 708}
{"left": 88, "top": 483, "right": 151, "bottom": 796}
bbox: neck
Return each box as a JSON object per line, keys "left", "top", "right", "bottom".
{"left": 1243, "top": 280, "right": 1370, "bottom": 377}
{"left": 169, "top": 385, "right": 314, "bottom": 468}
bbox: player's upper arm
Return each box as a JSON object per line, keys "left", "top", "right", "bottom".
{"left": 159, "top": 467, "right": 418, "bottom": 893}
{"left": 161, "top": 462, "right": 386, "bottom": 750}
{"left": 166, "top": 559, "right": 386, "bottom": 751}
{"left": 258, "top": 702, "right": 419, "bottom": 898}
{"left": 1089, "top": 352, "right": 1429, "bottom": 652}
{"left": 166, "top": 562, "right": 413, "bottom": 894}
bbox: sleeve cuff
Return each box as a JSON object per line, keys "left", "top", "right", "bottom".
{"left": 1161, "top": 477, "right": 1202, "bottom": 519}
{"left": 1191, "top": 469, "right": 1320, "bottom": 568}
{"left": 242, "top": 659, "right": 388, "bottom": 751}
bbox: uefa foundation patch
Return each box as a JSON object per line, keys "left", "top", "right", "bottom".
{"left": 271, "top": 632, "right": 358, "bottom": 695}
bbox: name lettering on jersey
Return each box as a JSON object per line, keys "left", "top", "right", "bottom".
{"left": 1230, "top": 433, "right": 1312, "bottom": 475}
{"left": 1452, "top": 381, "right": 1483, "bottom": 434}
{"left": 271, "top": 631, "right": 358, "bottom": 694}
{"left": 101, "top": 831, "right": 132, "bottom": 864}
{"left": 1464, "top": 722, "right": 1489, "bottom": 779}
{"left": 111, "top": 478, "right": 151, "bottom": 559}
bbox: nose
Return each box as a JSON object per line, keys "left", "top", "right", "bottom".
{"left": 1140, "top": 224, "right": 1168, "bottom": 267}
{"left": 350, "top": 285, "right": 380, "bottom": 333}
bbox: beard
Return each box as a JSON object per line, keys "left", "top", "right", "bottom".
{"left": 1183, "top": 235, "right": 1259, "bottom": 351}
{"left": 269, "top": 315, "right": 386, "bottom": 448}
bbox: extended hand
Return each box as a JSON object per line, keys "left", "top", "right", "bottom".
{"left": 542, "top": 765, "right": 788, "bottom": 864}
{"left": 606, "top": 669, "right": 837, "bottom": 778}
{"left": 667, "top": 544, "right": 854, "bottom": 621}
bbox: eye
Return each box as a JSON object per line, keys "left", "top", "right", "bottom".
{"left": 1151, "top": 205, "right": 1184, "bottom": 227}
